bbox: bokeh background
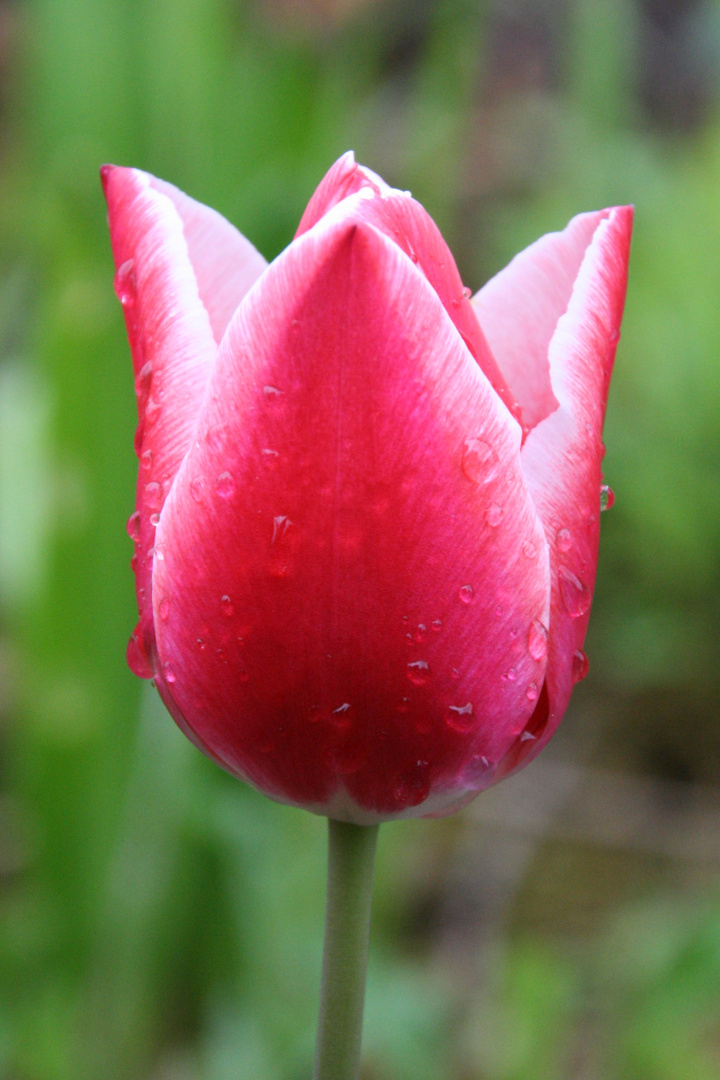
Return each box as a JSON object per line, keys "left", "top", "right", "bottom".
{"left": 1, "top": 0, "right": 720, "bottom": 1076}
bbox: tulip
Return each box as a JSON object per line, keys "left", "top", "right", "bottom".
{"left": 104, "top": 152, "right": 631, "bottom": 1079}
{"left": 104, "top": 152, "right": 632, "bottom": 824}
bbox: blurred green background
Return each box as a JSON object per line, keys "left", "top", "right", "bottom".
{"left": 1, "top": 0, "right": 720, "bottom": 1077}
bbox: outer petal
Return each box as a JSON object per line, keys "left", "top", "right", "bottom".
{"left": 103, "top": 166, "right": 265, "bottom": 677}
{"left": 151, "top": 197, "right": 551, "bottom": 823}
{"left": 496, "top": 205, "right": 633, "bottom": 781}
{"left": 298, "top": 153, "right": 524, "bottom": 431}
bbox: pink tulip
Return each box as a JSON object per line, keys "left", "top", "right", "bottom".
{"left": 103, "top": 153, "right": 632, "bottom": 823}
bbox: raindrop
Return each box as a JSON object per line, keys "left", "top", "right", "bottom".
{"left": 393, "top": 762, "right": 431, "bottom": 807}
{"left": 190, "top": 476, "right": 205, "bottom": 502}
{"left": 126, "top": 510, "right": 141, "bottom": 540}
{"left": 220, "top": 595, "right": 234, "bottom": 617}
{"left": 407, "top": 660, "right": 430, "bottom": 686}
{"left": 600, "top": 484, "right": 615, "bottom": 511}
{"left": 158, "top": 598, "right": 170, "bottom": 621}
{"left": 413, "top": 624, "right": 427, "bottom": 643}
{"left": 396, "top": 698, "right": 410, "bottom": 714}
{"left": 263, "top": 385, "right": 283, "bottom": 401}
{"left": 451, "top": 667, "right": 460, "bottom": 680}
{"left": 528, "top": 619, "right": 548, "bottom": 661}
{"left": 464, "top": 754, "right": 493, "bottom": 787}
{"left": 556, "top": 527, "right": 573, "bottom": 552}
{"left": 526, "top": 682, "right": 539, "bottom": 702}
{"left": 431, "top": 619, "right": 442, "bottom": 632}
{"left": 462, "top": 286, "right": 472, "bottom": 299}
{"left": 331, "top": 703, "right": 353, "bottom": 731}
{"left": 144, "top": 481, "right": 162, "bottom": 508}
{"left": 261, "top": 448, "right": 279, "bottom": 468}
{"left": 127, "top": 629, "right": 153, "bottom": 679}
{"left": 196, "top": 637, "right": 206, "bottom": 651}
{"left": 130, "top": 554, "right": 138, "bottom": 572}
{"left": 445, "top": 702, "right": 474, "bottom": 732}
{"left": 458, "top": 584, "right": 475, "bottom": 605}
{"left": 558, "top": 567, "right": 591, "bottom": 618}
{"left": 145, "top": 398, "right": 161, "bottom": 427}
{"left": 520, "top": 730, "right": 537, "bottom": 743}
{"left": 461, "top": 438, "right": 498, "bottom": 485}
{"left": 114, "top": 259, "right": 136, "bottom": 307}
{"left": 272, "top": 515, "right": 292, "bottom": 544}
{"left": 141, "top": 449, "right": 153, "bottom": 470}
{"left": 163, "top": 661, "right": 176, "bottom": 683}
{"left": 505, "top": 667, "right": 518, "bottom": 682}
{"left": 486, "top": 503, "right": 504, "bottom": 527}
{"left": 572, "top": 649, "right": 589, "bottom": 683}
{"left": 216, "top": 472, "right": 236, "bottom": 499}
{"left": 150, "top": 513, "right": 159, "bottom": 527}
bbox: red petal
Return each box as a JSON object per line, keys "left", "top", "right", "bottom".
{"left": 298, "top": 153, "right": 524, "bottom": 430}
{"left": 152, "top": 206, "right": 550, "bottom": 821}
{"left": 104, "top": 165, "right": 255, "bottom": 672}
{"left": 496, "top": 205, "right": 633, "bottom": 777}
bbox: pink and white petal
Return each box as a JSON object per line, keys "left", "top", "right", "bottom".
{"left": 149, "top": 175, "right": 267, "bottom": 343}
{"left": 300, "top": 154, "right": 523, "bottom": 428}
{"left": 152, "top": 211, "right": 550, "bottom": 822}
{"left": 103, "top": 165, "right": 219, "bottom": 673}
{"left": 472, "top": 211, "right": 612, "bottom": 432}
{"left": 502, "top": 205, "right": 633, "bottom": 776}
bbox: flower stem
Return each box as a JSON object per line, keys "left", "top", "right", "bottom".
{"left": 314, "top": 818, "right": 380, "bottom": 1080}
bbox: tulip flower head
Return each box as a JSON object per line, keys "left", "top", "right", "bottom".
{"left": 104, "top": 153, "right": 632, "bottom": 824}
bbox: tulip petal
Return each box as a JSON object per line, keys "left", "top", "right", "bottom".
{"left": 494, "top": 205, "right": 633, "bottom": 780}
{"left": 103, "top": 165, "right": 257, "bottom": 674}
{"left": 153, "top": 198, "right": 551, "bottom": 821}
{"left": 298, "top": 153, "right": 524, "bottom": 430}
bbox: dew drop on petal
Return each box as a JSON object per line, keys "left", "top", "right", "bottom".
{"left": 431, "top": 619, "right": 442, "bottom": 632}
{"left": 263, "top": 385, "right": 283, "bottom": 402}
{"left": 461, "top": 438, "right": 498, "bottom": 485}
{"left": 396, "top": 697, "right": 410, "bottom": 714}
{"left": 114, "top": 259, "right": 136, "bottom": 307}
{"left": 126, "top": 510, "right": 141, "bottom": 540}
{"left": 556, "top": 527, "right": 573, "bottom": 552}
{"left": 505, "top": 667, "right": 518, "bottom": 682}
{"left": 526, "top": 682, "right": 539, "bottom": 702}
{"left": 559, "top": 566, "right": 591, "bottom": 618}
{"left": 216, "top": 472, "right": 236, "bottom": 499}
{"left": 145, "top": 398, "right": 161, "bottom": 427}
{"left": 158, "top": 597, "right": 170, "bottom": 621}
{"left": 572, "top": 649, "right": 590, "bottom": 682}
{"left": 162, "top": 661, "right": 175, "bottom": 683}
{"left": 261, "top": 448, "right": 279, "bottom": 468}
{"left": 407, "top": 660, "right": 430, "bottom": 686}
{"left": 220, "top": 595, "right": 234, "bottom": 617}
{"left": 144, "top": 481, "right": 162, "bottom": 509}
{"left": 528, "top": 619, "right": 548, "bottom": 661}
{"left": 150, "top": 513, "right": 159, "bottom": 526}
{"left": 393, "top": 761, "right": 431, "bottom": 807}
{"left": 413, "top": 624, "right": 427, "bottom": 643}
{"left": 458, "top": 584, "right": 475, "bottom": 605}
{"left": 444, "top": 702, "right": 474, "bottom": 732}
{"left": 141, "top": 449, "right": 153, "bottom": 470}
{"left": 127, "top": 630, "right": 154, "bottom": 679}
{"left": 486, "top": 503, "right": 504, "bottom": 527}
{"left": 600, "top": 484, "right": 615, "bottom": 511}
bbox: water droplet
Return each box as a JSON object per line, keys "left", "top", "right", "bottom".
{"left": 396, "top": 697, "right": 410, "bottom": 714}
{"left": 144, "top": 481, "right": 162, "bottom": 509}
{"left": 114, "top": 259, "right": 136, "bottom": 307}
{"left": 505, "top": 667, "right": 518, "bottom": 682}
{"left": 216, "top": 472, "right": 235, "bottom": 499}
{"left": 464, "top": 754, "right": 493, "bottom": 787}
{"left": 261, "top": 448, "right": 279, "bottom": 468}
{"left": 150, "top": 513, "right": 159, "bottom": 527}
{"left": 158, "top": 597, "right": 170, "bottom": 621}
{"left": 393, "top": 761, "right": 431, "bottom": 807}
{"left": 528, "top": 619, "right": 548, "bottom": 661}
{"left": 486, "top": 503, "right": 504, "bottom": 527}
{"left": 572, "top": 649, "right": 589, "bottom": 682}
{"left": 600, "top": 484, "right": 615, "bottom": 511}
{"left": 407, "top": 660, "right": 430, "bottom": 686}
{"left": 141, "top": 449, "right": 152, "bottom": 470}
{"left": 556, "top": 527, "right": 573, "bottom": 552}
{"left": 461, "top": 438, "right": 498, "bottom": 485}
{"left": 126, "top": 510, "right": 141, "bottom": 540}
{"left": 126, "top": 629, "right": 154, "bottom": 679}
{"left": 520, "top": 730, "right": 537, "bottom": 743}
{"left": 130, "top": 553, "right": 138, "bottom": 572}
{"left": 163, "top": 661, "right": 175, "bottom": 683}
{"left": 190, "top": 476, "right": 205, "bottom": 502}
{"left": 458, "top": 584, "right": 475, "bottom": 605}
{"left": 522, "top": 539, "right": 537, "bottom": 559}
{"left": 412, "top": 624, "right": 427, "bottom": 643}
{"left": 154, "top": 547, "right": 164, "bottom": 561}
{"left": 331, "top": 703, "right": 353, "bottom": 730}
{"left": 402, "top": 614, "right": 409, "bottom": 622}
{"left": 463, "top": 286, "right": 472, "bottom": 299}
{"left": 445, "top": 702, "right": 474, "bottom": 732}
{"left": 263, "top": 385, "right": 283, "bottom": 401}
{"left": 145, "top": 398, "right": 161, "bottom": 427}
{"left": 431, "top": 619, "right": 442, "bottom": 632}
{"left": 196, "top": 637, "right": 206, "bottom": 651}
{"left": 220, "top": 595, "right": 234, "bottom": 617}
{"left": 451, "top": 667, "right": 460, "bottom": 680}
{"left": 526, "top": 682, "right": 539, "bottom": 702}
{"left": 271, "top": 515, "right": 292, "bottom": 544}
{"left": 558, "top": 567, "right": 591, "bottom": 618}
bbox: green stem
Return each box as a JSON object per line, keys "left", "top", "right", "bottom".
{"left": 313, "top": 818, "right": 380, "bottom": 1080}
